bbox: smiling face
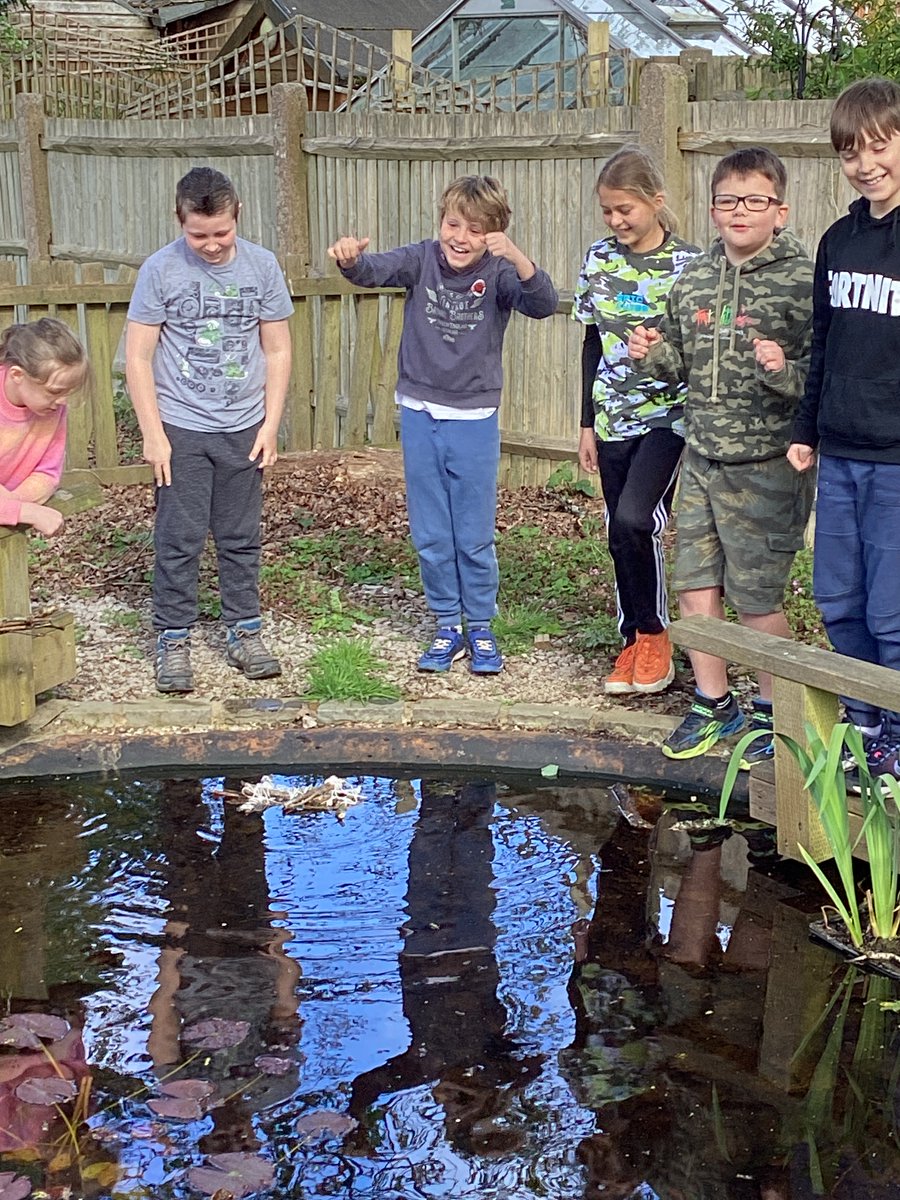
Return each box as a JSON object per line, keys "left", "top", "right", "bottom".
{"left": 838, "top": 128, "right": 900, "bottom": 218}
{"left": 439, "top": 207, "right": 489, "bottom": 271}
{"left": 598, "top": 185, "right": 665, "bottom": 253}
{"left": 710, "top": 170, "right": 788, "bottom": 265}
{"left": 5, "top": 362, "right": 84, "bottom": 415}
{"left": 180, "top": 206, "right": 240, "bottom": 266}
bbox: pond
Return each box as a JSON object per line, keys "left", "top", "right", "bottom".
{"left": 0, "top": 770, "right": 898, "bottom": 1199}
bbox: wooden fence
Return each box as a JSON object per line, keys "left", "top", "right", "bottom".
{"left": 0, "top": 71, "right": 858, "bottom": 484}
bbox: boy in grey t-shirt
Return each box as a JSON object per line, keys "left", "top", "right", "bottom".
{"left": 126, "top": 167, "right": 293, "bottom": 693}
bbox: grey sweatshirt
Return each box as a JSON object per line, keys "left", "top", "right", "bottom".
{"left": 340, "top": 239, "right": 558, "bottom": 409}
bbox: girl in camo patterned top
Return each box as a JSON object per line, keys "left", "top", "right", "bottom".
{"left": 572, "top": 146, "right": 700, "bottom": 697}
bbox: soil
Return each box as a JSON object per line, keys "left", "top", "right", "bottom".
{"left": 39, "top": 449, "right": 704, "bottom": 712}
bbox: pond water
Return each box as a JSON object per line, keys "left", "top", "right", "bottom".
{"left": 0, "top": 771, "right": 898, "bottom": 1200}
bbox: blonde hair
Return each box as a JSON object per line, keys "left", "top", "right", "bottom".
{"left": 439, "top": 175, "right": 512, "bottom": 233}
{"left": 830, "top": 77, "right": 900, "bottom": 153}
{"left": 597, "top": 146, "right": 677, "bottom": 234}
{"left": 0, "top": 318, "right": 88, "bottom": 390}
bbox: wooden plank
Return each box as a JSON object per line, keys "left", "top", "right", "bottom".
{"left": 81, "top": 262, "right": 118, "bottom": 469}
{"left": 314, "top": 293, "right": 341, "bottom": 449}
{"left": 31, "top": 611, "right": 76, "bottom": 696}
{"left": 40, "top": 135, "right": 275, "bottom": 156}
{"left": 345, "top": 292, "right": 379, "bottom": 446}
{"left": 772, "top": 677, "right": 836, "bottom": 863}
{"left": 668, "top": 615, "right": 900, "bottom": 714}
{"left": 0, "top": 530, "right": 34, "bottom": 726}
{"left": 283, "top": 295, "right": 313, "bottom": 452}
{"left": 301, "top": 132, "right": 633, "bottom": 162}
{"left": 679, "top": 128, "right": 831, "bottom": 157}
{"left": 61, "top": 464, "right": 153, "bottom": 488}
{"left": 371, "top": 295, "right": 403, "bottom": 446}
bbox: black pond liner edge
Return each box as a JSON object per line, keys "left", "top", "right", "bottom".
{"left": 0, "top": 725, "right": 750, "bottom": 806}
{"left": 810, "top": 918, "right": 900, "bottom": 981}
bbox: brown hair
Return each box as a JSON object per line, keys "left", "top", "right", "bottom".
{"left": 711, "top": 147, "right": 787, "bottom": 200}
{"left": 0, "top": 318, "right": 88, "bottom": 389}
{"left": 176, "top": 167, "right": 240, "bottom": 221}
{"left": 830, "top": 77, "right": 900, "bottom": 153}
{"left": 439, "top": 175, "right": 511, "bottom": 233}
{"left": 596, "top": 145, "right": 677, "bottom": 233}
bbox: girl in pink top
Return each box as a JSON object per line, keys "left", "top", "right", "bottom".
{"left": 0, "top": 318, "right": 88, "bottom": 537}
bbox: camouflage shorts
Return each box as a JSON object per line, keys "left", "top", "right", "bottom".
{"left": 672, "top": 447, "right": 815, "bottom": 614}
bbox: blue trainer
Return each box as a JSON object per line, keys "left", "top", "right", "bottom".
{"left": 418, "top": 628, "right": 466, "bottom": 672}
{"left": 467, "top": 628, "right": 503, "bottom": 675}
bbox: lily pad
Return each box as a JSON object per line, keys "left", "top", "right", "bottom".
{"left": 187, "top": 1152, "right": 275, "bottom": 1198}
{"left": 183, "top": 1019, "right": 250, "bottom": 1050}
{"left": 14, "top": 1076, "right": 77, "bottom": 1106}
{"left": 0, "top": 1172, "right": 31, "bottom": 1200}
{"left": 295, "top": 1110, "right": 358, "bottom": 1140}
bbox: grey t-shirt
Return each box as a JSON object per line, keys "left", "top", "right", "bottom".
{"left": 127, "top": 236, "right": 294, "bottom": 433}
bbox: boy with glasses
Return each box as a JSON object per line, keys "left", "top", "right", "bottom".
{"left": 629, "top": 147, "right": 815, "bottom": 765}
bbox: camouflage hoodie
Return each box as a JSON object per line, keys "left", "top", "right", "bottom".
{"left": 643, "top": 229, "right": 814, "bottom": 463}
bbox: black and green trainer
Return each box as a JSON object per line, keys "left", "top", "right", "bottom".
{"left": 662, "top": 692, "right": 745, "bottom": 760}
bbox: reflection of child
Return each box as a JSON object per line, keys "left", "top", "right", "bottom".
{"left": 126, "top": 167, "right": 293, "bottom": 694}
{"left": 328, "top": 175, "right": 558, "bottom": 675}
{"left": 0, "top": 319, "right": 88, "bottom": 538}
{"left": 573, "top": 147, "right": 700, "bottom": 697}
{"left": 629, "top": 148, "right": 814, "bottom": 768}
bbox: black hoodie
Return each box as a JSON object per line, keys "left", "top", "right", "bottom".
{"left": 792, "top": 197, "right": 900, "bottom": 462}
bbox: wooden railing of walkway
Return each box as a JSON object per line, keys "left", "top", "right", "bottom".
{"left": 669, "top": 616, "right": 900, "bottom": 865}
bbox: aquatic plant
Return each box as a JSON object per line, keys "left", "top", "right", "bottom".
{"left": 721, "top": 723, "right": 900, "bottom": 949}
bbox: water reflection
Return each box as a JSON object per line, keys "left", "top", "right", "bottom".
{"left": 0, "top": 774, "right": 897, "bottom": 1198}
{"left": 348, "top": 781, "right": 541, "bottom": 1158}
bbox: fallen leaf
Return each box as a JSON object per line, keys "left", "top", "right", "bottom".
{"left": 6, "top": 1016, "right": 70, "bottom": 1042}
{"left": 187, "top": 1152, "right": 274, "bottom": 1198}
{"left": 182, "top": 1020, "right": 250, "bottom": 1050}
{"left": 147, "top": 1097, "right": 206, "bottom": 1121}
{"left": 14, "top": 1077, "right": 77, "bottom": 1106}
{"left": 0, "top": 1172, "right": 32, "bottom": 1200}
{"left": 158, "top": 1079, "right": 215, "bottom": 1100}
{"left": 541, "top": 763, "right": 559, "bottom": 778}
{"left": 295, "top": 1111, "right": 358, "bottom": 1140}
{"left": 252, "top": 1057, "right": 294, "bottom": 1077}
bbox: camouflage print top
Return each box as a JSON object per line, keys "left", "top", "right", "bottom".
{"left": 643, "top": 229, "right": 814, "bottom": 463}
{"left": 571, "top": 233, "right": 701, "bottom": 440}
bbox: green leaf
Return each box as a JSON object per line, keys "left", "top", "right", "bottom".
{"left": 541, "top": 763, "right": 559, "bottom": 778}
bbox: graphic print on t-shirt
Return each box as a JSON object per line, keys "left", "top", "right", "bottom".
{"left": 424, "top": 280, "right": 486, "bottom": 343}
{"left": 175, "top": 281, "right": 262, "bottom": 401}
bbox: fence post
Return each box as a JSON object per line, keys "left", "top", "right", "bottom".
{"left": 638, "top": 63, "right": 688, "bottom": 226}
{"left": 15, "top": 92, "right": 52, "bottom": 263}
{"left": 272, "top": 82, "right": 311, "bottom": 272}
{"left": 587, "top": 21, "right": 609, "bottom": 107}
{"left": 392, "top": 29, "right": 413, "bottom": 109}
{"left": 678, "top": 47, "right": 713, "bottom": 101}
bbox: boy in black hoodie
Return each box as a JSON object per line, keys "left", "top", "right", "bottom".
{"left": 790, "top": 77, "right": 900, "bottom": 780}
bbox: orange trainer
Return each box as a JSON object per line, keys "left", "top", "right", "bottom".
{"left": 603, "top": 640, "right": 638, "bottom": 695}
{"left": 632, "top": 629, "right": 674, "bottom": 693}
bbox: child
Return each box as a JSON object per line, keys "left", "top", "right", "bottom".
{"left": 126, "top": 166, "right": 293, "bottom": 694}
{"left": 573, "top": 146, "right": 701, "bottom": 696}
{"left": 629, "top": 147, "right": 815, "bottom": 765}
{"left": 327, "top": 175, "right": 558, "bottom": 674}
{"left": 0, "top": 318, "right": 88, "bottom": 538}
{"left": 789, "top": 77, "right": 900, "bottom": 780}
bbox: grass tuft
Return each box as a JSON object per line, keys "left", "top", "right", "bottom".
{"left": 305, "top": 637, "right": 401, "bottom": 702}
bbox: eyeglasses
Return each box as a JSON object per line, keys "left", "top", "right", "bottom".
{"left": 712, "top": 194, "right": 782, "bottom": 212}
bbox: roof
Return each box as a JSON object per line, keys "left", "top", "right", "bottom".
{"left": 272, "top": 0, "right": 451, "bottom": 36}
